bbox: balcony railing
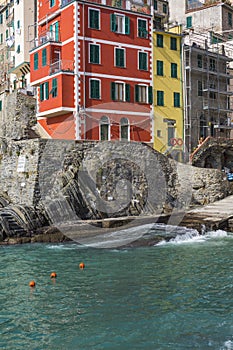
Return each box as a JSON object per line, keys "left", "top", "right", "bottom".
{"left": 50, "top": 59, "right": 74, "bottom": 74}
{"left": 31, "top": 30, "right": 60, "bottom": 49}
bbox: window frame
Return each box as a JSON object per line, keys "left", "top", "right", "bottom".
{"left": 40, "top": 82, "right": 49, "bottom": 101}
{"left": 170, "top": 37, "right": 177, "bottom": 51}
{"left": 156, "top": 60, "right": 163, "bottom": 76}
{"left": 111, "top": 81, "right": 130, "bottom": 102}
{"left": 90, "top": 78, "right": 101, "bottom": 99}
{"left": 171, "top": 62, "right": 178, "bottom": 78}
{"left": 135, "top": 84, "right": 153, "bottom": 104}
{"left": 138, "top": 51, "right": 148, "bottom": 71}
{"left": 34, "top": 52, "right": 38, "bottom": 70}
{"left": 120, "top": 117, "right": 130, "bottom": 141}
{"left": 110, "top": 13, "right": 130, "bottom": 35}
{"left": 42, "top": 48, "right": 47, "bottom": 67}
{"left": 89, "top": 43, "right": 100, "bottom": 64}
{"left": 88, "top": 8, "right": 100, "bottom": 30}
{"left": 157, "top": 33, "right": 163, "bottom": 48}
{"left": 173, "top": 92, "right": 180, "bottom": 107}
{"left": 100, "top": 116, "right": 110, "bottom": 141}
{"left": 115, "top": 47, "right": 125, "bottom": 68}
{"left": 137, "top": 18, "right": 148, "bottom": 38}
{"left": 157, "top": 90, "right": 164, "bottom": 106}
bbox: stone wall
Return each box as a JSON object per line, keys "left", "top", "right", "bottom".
{"left": 0, "top": 91, "right": 37, "bottom": 140}
{"left": 0, "top": 139, "right": 230, "bottom": 226}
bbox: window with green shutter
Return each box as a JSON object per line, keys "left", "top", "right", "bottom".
{"left": 186, "top": 16, "right": 192, "bottom": 28}
{"left": 157, "top": 60, "right": 163, "bottom": 76}
{"left": 171, "top": 63, "right": 177, "bottom": 78}
{"left": 52, "top": 78, "right": 58, "bottom": 98}
{"left": 139, "top": 52, "right": 147, "bottom": 71}
{"left": 0, "top": 100, "right": 2, "bottom": 111}
{"left": 111, "top": 14, "right": 130, "bottom": 34}
{"left": 0, "top": 34, "right": 3, "bottom": 44}
{"left": 174, "top": 92, "right": 180, "bottom": 107}
{"left": 17, "top": 20, "right": 20, "bottom": 29}
{"left": 138, "top": 19, "right": 147, "bottom": 38}
{"left": 40, "top": 82, "right": 49, "bottom": 101}
{"left": 163, "top": 4, "right": 167, "bottom": 13}
{"left": 157, "top": 34, "right": 163, "bottom": 47}
{"left": 34, "top": 53, "right": 38, "bottom": 70}
{"left": 170, "top": 37, "right": 177, "bottom": 50}
{"left": 89, "top": 9, "right": 99, "bottom": 29}
{"left": 5, "top": 29, "right": 8, "bottom": 39}
{"left": 90, "top": 79, "right": 100, "bottom": 99}
{"left": 0, "top": 14, "right": 3, "bottom": 24}
{"left": 154, "top": 0, "right": 157, "bottom": 10}
{"left": 115, "top": 48, "right": 125, "bottom": 67}
{"left": 89, "top": 44, "right": 100, "bottom": 64}
{"left": 135, "top": 85, "right": 151, "bottom": 103}
{"left": 5, "top": 8, "right": 8, "bottom": 19}
{"left": 228, "top": 12, "right": 232, "bottom": 27}
{"left": 157, "top": 90, "right": 164, "bottom": 106}
{"left": 42, "top": 48, "right": 47, "bottom": 66}
{"left": 16, "top": 45, "right": 20, "bottom": 53}
{"left": 50, "top": 0, "right": 55, "bottom": 7}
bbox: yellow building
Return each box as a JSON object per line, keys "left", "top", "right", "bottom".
{"left": 153, "top": 26, "right": 184, "bottom": 161}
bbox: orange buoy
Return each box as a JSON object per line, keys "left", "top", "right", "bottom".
{"left": 29, "top": 280, "right": 36, "bottom": 287}
{"left": 79, "top": 262, "right": 85, "bottom": 269}
{"left": 50, "top": 272, "right": 57, "bottom": 279}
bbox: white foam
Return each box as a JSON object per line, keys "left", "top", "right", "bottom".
{"left": 222, "top": 340, "right": 233, "bottom": 350}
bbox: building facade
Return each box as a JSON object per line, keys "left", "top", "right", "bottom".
{"left": 153, "top": 26, "right": 184, "bottom": 160}
{"left": 30, "top": 0, "right": 153, "bottom": 142}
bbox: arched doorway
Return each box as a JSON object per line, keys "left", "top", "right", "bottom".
{"left": 120, "top": 117, "right": 129, "bottom": 141}
{"left": 100, "top": 116, "right": 110, "bottom": 140}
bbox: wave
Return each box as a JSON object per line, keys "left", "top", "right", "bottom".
{"left": 157, "top": 229, "right": 230, "bottom": 246}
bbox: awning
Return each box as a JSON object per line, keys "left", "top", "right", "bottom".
{"left": 9, "top": 61, "right": 30, "bottom": 75}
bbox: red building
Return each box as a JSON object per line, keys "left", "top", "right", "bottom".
{"left": 30, "top": 0, "right": 153, "bottom": 142}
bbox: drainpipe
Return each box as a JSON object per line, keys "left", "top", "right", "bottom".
{"left": 74, "top": 1, "right": 80, "bottom": 140}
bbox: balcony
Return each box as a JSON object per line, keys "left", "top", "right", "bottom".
{"left": 50, "top": 59, "right": 74, "bottom": 75}
{"left": 31, "top": 30, "right": 60, "bottom": 50}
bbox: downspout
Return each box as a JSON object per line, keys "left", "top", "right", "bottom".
{"left": 74, "top": 1, "right": 80, "bottom": 140}
{"left": 82, "top": 1, "right": 86, "bottom": 139}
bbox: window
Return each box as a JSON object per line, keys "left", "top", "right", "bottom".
{"left": 49, "top": 22, "right": 59, "bottom": 41}
{"left": 198, "top": 81, "right": 203, "bottom": 96}
{"left": 209, "top": 83, "right": 216, "bottom": 99}
{"left": 50, "top": 0, "right": 55, "bottom": 7}
{"left": 17, "top": 20, "right": 20, "bottom": 29}
{"left": 171, "top": 63, "right": 177, "bottom": 78}
{"left": 40, "top": 82, "right": 49, "bottom": 101}
{"left": 168, "top": 122, "right": 175, "bottom": 146}
{"left": 115, "top": 48, "right": 125, "bottom": 67}
{"left": 42, "top": 48, "right": 47, "bottom": 66}
{"left": 16, "top": 45, "right": 20, "bottom": 53}
{"left": 89, "top": 9, "right": 100, "bottom": 29}
{"left": 135, "top": 85, "right": 153, "bottom": 104}
{"left": 0, "top": 34, "right": 3, "bottom": 44}
{"left": 111, "top": 82, "right": 130, "bottom": 101}
{"left": 0, "top": 100, "right": 2, "bottom": 111}
{"left": 163, "top": 4, "right": 167, "bottom": 13}
{"left": 89, "top": 44, "right": 100, "bottom": 64}
{"left": 157, "top": 130, "right": 161, "bottom": 137}
{"left": 209, "top": 58, "right": 216, "bottom": 71}
{"left": 174, "top": 92, "right": 180, "bottom": 107}
{"left": 157, "top": 34, "right": 163, "bottom": 47}
{"left": 90, "top": 79, "right": 100, "bottom": 99}
{"left": 51, "top": 78, "right": 58, "bottom": 98}
{"left": 170, "top": 37, "right": 177, "bottom": 50}
{"left": 197, "top": 54, "right": 202, "bottom": 68}
{"left": 5, "top": 8, "right": 8, "bottom": 19}
{"left": 154, "top": 0, "right": 157, "bottom": 10}
{"left": 138, "top": 19, "right": 147, "bottom": 38}
{"left": 186, "top": 16, "right": 192, "bottom": 28}
{"left": 157, "top": 90, "right": 164, "bottom": 106}
{"left": 0, "top": 14, "right": 2, "bottom": 24}
{"left": 5, "top": 29, "right": 8, "bottom": 39}
{"left": 120, "top": 118, "right": 129, "bottom": 141}
{"left": 34, "top": 53, "right": 38, "bottom": 70}
{"left": 228, "top": 12, "right": 232, "bottom": 27}
{"left": 139, "top": 52, "right": 147, "bottom": 70}
{"left": 100, "top": 116, "right": 110, "bottom": 141}
{"left": 110, "top": 14, "right": 130, "bottom": 34}
{"left": 157, "top": 60, "right": 163, "bottom": 76}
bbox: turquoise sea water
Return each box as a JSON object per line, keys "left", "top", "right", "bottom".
{"left": 1, "top": 226, "right": 233, "bottom": 349}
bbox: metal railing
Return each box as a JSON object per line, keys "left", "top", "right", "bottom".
{"left": 50, "top": 59, "right": 74, "bottom": 74}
